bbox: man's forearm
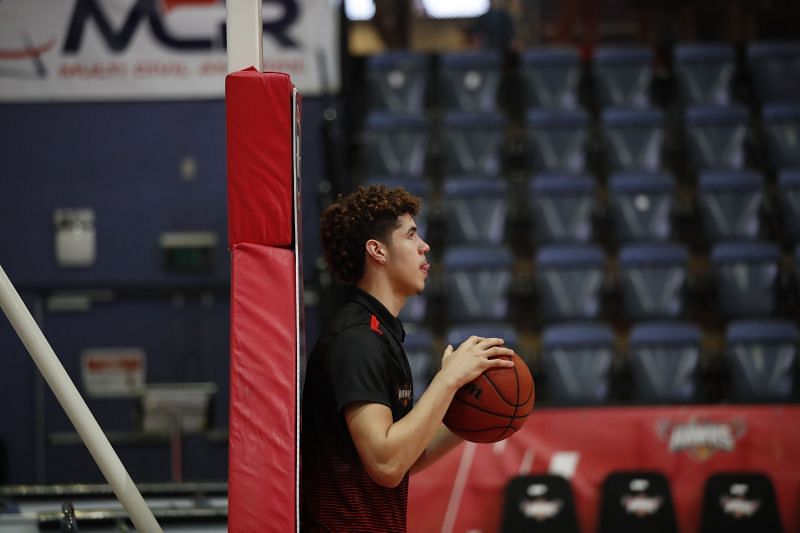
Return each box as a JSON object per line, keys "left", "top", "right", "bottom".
{"left": 410, "top": 425, "right": 463, "bottom": 475}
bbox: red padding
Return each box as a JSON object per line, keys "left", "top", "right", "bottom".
{"left": 229, "top": 243, "right": 297, "bottom": 532}
{"left": 226, "top": 68, "right": 294, "bottom": 247}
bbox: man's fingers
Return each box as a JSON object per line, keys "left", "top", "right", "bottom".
{"left": 476, "top": 337, "right": 505, "bottom": 349}
{"left": 485, "top": 346, "right": 515, "bottom": 358}
{"left": 487, "top": 356, "right": 516, "bottom": 368}
{"left": 443, "top": 344, "right": 454, "bottom": 358}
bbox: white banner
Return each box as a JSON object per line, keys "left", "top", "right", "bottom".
{"left": 0, "top": 0, "right": 340, "bottom": 101}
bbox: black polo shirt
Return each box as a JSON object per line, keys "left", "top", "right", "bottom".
{"left": 301, "top": 286, "right": 414, "bottom": 533}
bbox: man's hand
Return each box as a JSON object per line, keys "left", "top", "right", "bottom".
{"left": 440, "top": 336, "right": 515, "bottom": 389}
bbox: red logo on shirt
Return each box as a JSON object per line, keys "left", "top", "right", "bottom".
{"left": 370, "top": 314, "right": 383, "bottom": 336}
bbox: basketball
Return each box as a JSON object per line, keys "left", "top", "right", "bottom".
{"left": 444, "top": 353, "right": 535, "bottom": 443}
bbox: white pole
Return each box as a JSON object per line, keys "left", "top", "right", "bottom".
{"left": 226, "top": 0, "right": 264, "bottom": 73}
{"left": 0, "top": 266, "right": 162, "bottom": 533}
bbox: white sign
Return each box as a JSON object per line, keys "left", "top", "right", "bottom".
{"left": 81, "top": 348, "right": 146, "bottom": 398}
{"left": 0, "top": 0, "right": 340, "bottom": 101}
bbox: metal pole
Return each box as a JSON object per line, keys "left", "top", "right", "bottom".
{"left": 226, "top": 0, "right": 264, "bottom": 73}
{"left": 0, "top": 266, "right": 162, "bottom": 533}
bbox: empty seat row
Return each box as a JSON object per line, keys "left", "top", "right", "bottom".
{"left": 364, "top": 41, "right": 800, "bottom": 115}
{"left": 502, "top": 471, "right": 784, "bottom": 532}
{"left": 376, "top": 169, "right": 800, "bottom": 246}
{"left": 408, "top": 317, "right": 798, "bottom": 405}
{"left": 362, "top": 101, "right": 799, "bottom": 177}
{"left": 400, "top": 239, "right": 787, "bottom": 325}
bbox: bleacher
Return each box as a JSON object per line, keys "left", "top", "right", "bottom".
{"left": 349, "top": 39, "right": 800, "bottom": 408}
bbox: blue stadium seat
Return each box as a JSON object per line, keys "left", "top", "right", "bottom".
{"left": 525, "top": 109, "right": 590, "bottom": 173}
{"left": 746, "top": 41, "right": 800, "bottom": 104}
{"left": 674, "top": 42, "right": 736, "bottom": 105}
{"left": 602, "top": 108, "right": 665, "bottom": 172}
{"left": 535, "top": 244, "right": 605, "bottom": 322}
{"left": 529, "top": 174, "right": 596, "bottom": 243}
{"left": 404, "top": 326, "right": 435, "bottom": 401}
{"left": 446, "top": 323, "right": 519, "bottom": 351}
{"left": 698, "top": 170, "right": 764, "bottom": 241}
{"left": 628, "top": 321, "right": 701, "bottom": 403}
{"left": 711, "top": 241, "right": 780, "bottom": 319}
{"left": 443, "top": 177, "right": 508, "bottom": 245}
{"left": 726, "top": 319, "right": 798, "bottom": 402}
{"left": 618, "top": 243, "right": 689, "bottom": 320}
{"left": 599, "top": 471, "right": 678, "bottom": 533}
{"left": 365, "top": 51, "right": 429, "bottom": 113}
{"left": 363, "top": 112, "right": 429, "bottom": 178}
{"left": 685, "top": 104, "right": 749, "bottom": 171}
{"left": 778, "top": 168, "right": 800, "bottom": 242}
{"left": 762, "top": 102, "right": 800, "bottom": 169}
{"left": 438, "top": 50, "right": 502, "bottom": 112}
{"left": 443, "top": 244, "right": 514, "bottom": 323}
{"left": 593, "top": 46, "right": 654, "bottom": 108}
{"left": 609, "top": 172, "right": 675, "bottom": 242}
{"left": 441, "top": 111, "right": 506, "bottom": 175}
{"left": 519, "top": 46, "right": 582, "bottom": 110}
{"left": 540, "top": 322, "right": 615, "bottom": 405}
{"left": 700, "top": 472, "right": 783, "bottom": 533}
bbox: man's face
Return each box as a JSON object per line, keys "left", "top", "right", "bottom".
{"left": 383, "top": 213, "right": 430, "bottom": 296}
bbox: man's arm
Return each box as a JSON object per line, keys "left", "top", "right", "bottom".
{"left": 344, "top": 337, "right": 513, "bottom": 488}
{"left": 409, "top": 425, "right": 462, "bottom": 475}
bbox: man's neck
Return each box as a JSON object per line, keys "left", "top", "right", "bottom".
{"left": 356, "top": 277, "right": 405, "bottom": 317}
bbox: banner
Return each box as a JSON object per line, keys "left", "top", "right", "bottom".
{"left": 409, "top": 405, "right": 800, "bottom": 533}
{"left": 0, "top": 0, "right": 339, "bottom": 101}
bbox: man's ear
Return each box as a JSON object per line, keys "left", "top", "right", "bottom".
{"left": 365, "top": 239, "right": 387, "bottom": 265}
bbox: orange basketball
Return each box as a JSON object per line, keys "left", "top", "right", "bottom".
{"left": 444, "top": 353, "right": 535, "bottom": 443}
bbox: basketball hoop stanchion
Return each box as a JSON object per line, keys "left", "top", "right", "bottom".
{"left": 0, "top": 265, "right": 162, "bottom": 533}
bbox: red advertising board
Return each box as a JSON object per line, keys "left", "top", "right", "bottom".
{"left": 409, "top": 405, "right": 800, "bottom": 533}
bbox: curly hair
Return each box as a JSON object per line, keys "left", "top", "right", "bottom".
{"left": 320, "top": 185, "right": 421, "bottom": 283}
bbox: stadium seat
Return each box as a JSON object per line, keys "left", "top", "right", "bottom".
{"left": 404, "top": 326, "right": 435, "bottom": 401}
{"left": 762, "top": 102, "right": 800, "bottom": 169}
{"left": 441, "top": 111, "right": 506, "bottom": 175}
{"left": 446, "top": 323, "right": 519, "bottom": 352}
{"left": 365, "top": 51, "right": 429, "bottom": 114}
{"left": 674, "top": 42, "right": 736, "bottom": 105}
{"left": 540, "top": 321, "right": 615, "bottom": 405}
{"left": 609, "top": 172, "right": 675, "bottom": 243}
{"left": 685, "top": 104, "right": 749, "bottom": 171}
{"left": 438, "top": 50, "right": 503, "bottom": 112}
{"left": 443, "top": 176, "right": 509, "bottom": 245}
{"left": 535, "top": 244, "right": 605, "bottom": 322}
{"left": 746, "top": 41, "right": 800, "bottom": 104}
{"left": 599, "top": 471, "right": 678, "bottom": 533}
{"left": 363, "top": 111, "right": 429, "bottom": 178}
{"left": 525, "top": 109, "right": 590, "bottom": 173}
{"left": 443, "top": 244, "right": 514, "bottom": 323}
{"left": 628, "top": 321, "right": 701, "bottom": 403}
{"left": 602, "top": 107, "right": 665, "bottom": 172}
{"left": 698, "top": 170, "right": 764, "bottom": 241}
{"left": 711, "top": 240, "right": 780, "bottom": 319}
{"left": 501, "top": 475, "right": 580, "bottom": 533}
{"left": 618, "top": 242, "right": 689, "bottom": 320}
{"left": 529, "top": 174, "right": 596, "bottom": 243}
{"left": 593, "top": 45, "right": 654, "bottom": 108}
{"left": 519, "top": 46, "right": 582, "bottom": 110}
{"left": 725, "top": 319, "right": 798, "bottom": 402}
{"left": 700, "top": 472, "right": 782, "bottom": 533}
{"left": 778, "top": 168, "right": 800, "bottom": 242}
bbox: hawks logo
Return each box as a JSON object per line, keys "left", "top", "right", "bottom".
{"left": 519, "top": 498, "right": 563, "bottom": 521}
{"left": 621, "top": 494, "right": 663, "bottom": 516}
{"left": 656, "top": 417, "right": 746, "bottom": 461}
{"left": 397, "top": 385, "right": 412, "bottom": 407}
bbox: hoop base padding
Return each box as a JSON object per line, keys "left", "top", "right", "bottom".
{"left": 226, "top": 68, "right": 294, "bottom": 248}
{"left": 228, "top": 243, "right": 297, "bottom": 532}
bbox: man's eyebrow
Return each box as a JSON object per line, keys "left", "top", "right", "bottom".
{"left": 406, "top": 226, "right": 417, "bottom": 236}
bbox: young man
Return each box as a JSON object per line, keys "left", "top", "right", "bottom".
{"left": 301, "top": 185, "right": 515, "bottom": 532}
